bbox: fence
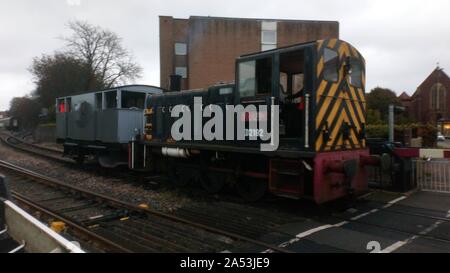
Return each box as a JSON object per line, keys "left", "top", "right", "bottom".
{"left": 367, "top": 165, "right": 393, "bottom": 188}
{"left": 412, "top": 159, "right": 450, "bottom": 193}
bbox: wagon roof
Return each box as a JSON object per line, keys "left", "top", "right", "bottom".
{"left": 57, "top": 84, "right": 166, "bottom": 99}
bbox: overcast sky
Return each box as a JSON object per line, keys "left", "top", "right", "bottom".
{"left": 1, "top": 0, "right": 449, "bottom": 110}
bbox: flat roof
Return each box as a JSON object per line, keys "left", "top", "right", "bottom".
{"left": 160, "top": 15, "right": 338, "bottom": 24}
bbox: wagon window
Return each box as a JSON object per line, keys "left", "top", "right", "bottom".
{"left": 349, "top": 59, "right": 363, "bottom": 88}
{"left": 95, "top": 93, "right": 103, "bottom": 110}
{"left": 65, "top": 98, "right": 72, "bottom": 112}
{"left": 323, "top": 48, "right": 339, "bottom": 82}
{"left": 121, "top": 91, "right": 145, "bottom": 109}
{"left": 57, "top": 98, "right": 65, "bottom": 113}
{"left": 105, "top": 91, "right": 117, "bottom": 109}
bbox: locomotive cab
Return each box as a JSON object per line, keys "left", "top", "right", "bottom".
{"left": 236, "top": 45, "right": 314, "bottom": 150}
{"left": 234, "top": 39, "right": 369, "bottom": 202}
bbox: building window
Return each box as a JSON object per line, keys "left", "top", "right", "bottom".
{"left": 431, "top": 83, "right": 446, "bottom": 111}
{"left": 261, "top": 21, "right": 277, "bottom": 51}
{"left": 261, "top": 44, "right": 276, "bottom": 51}
{"left": 175, "top": 43, "right": 187, "bottom": 55}
{"left": 262, "top": 30, "right": 276, "bottom": 44}
{"left": 175, "top": 67, "right": 187, "bottom": 78}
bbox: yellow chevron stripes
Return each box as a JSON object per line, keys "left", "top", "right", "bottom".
{"left": 361, "top": 72, "right": 366, "bottom": 88}
{"left": 326, "top": 110, "right": 346, "bottom": 151}
{"left": 314, "top": 39, "right": 366, "bottom": 151}
{"left": 316, "top": 131, "right": 323, "bottom": 151}
{"left": 317, "top": 56, "right": 324, "bottom": 78}
{"left": 315, "top": 82, "right": 339, "bottom": 128}
{"left": 328, "top": 39, "right": 337, "bottom": 49}
{"left": 317, "top": 40, "right": 324, "bottom": 52}
{"left": 342, "top": 91, "right": 361, "bottom": 148}
{"left": 349, "top": 86, "right": 365, "bottom": 126}
{"left": 338, "top": 42, "right": 350, "bottom": 57}
{"left": 316, "top": 80, "right": 328, "bottom": 103}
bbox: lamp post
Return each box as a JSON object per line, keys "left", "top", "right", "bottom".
{"left": 389, "top": 104, "right": 405, "bottom": 143}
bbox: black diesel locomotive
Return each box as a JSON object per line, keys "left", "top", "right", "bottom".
{"left": 130, "top": 39, "right": 377, "bottom": 203}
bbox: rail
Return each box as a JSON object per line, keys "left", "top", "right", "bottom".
{"left": 0, "top": 160, "right": 291, "bottom": 253}
{"left": 0, "top": 175, "right": 84, "bottom": 253}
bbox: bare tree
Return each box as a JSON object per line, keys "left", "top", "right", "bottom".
{"left": 62, "top": 20, "right": 142, "bottom": 89}
{"left": 29, "top": 53, "right": 104, "bottom": 108}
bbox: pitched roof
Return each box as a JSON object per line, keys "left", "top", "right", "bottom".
{"left": 398, "top": 92, "right": 411, "bottom": 100}
{"left": 412, "top": 67, "right": 450, "bottom": 97}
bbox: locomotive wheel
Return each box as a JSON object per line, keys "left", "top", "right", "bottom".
{"left": 201, "top": 172, "right": 226, "bottom": 194}
{"left": 236, "top": 177, "right": 267, "bottom": 202}
{"left": 168, "top": 167, "right": 195, "bottom": 187}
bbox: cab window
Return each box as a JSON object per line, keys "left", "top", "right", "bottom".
{"left": 292, "top": 74, "right": 304, "bottom": 96}
{"left": 349, "top": 59, "right": 363, "bottom": 88}
{"left": 323, "top": 48, "right": 339, "bottom": 82}
{"left": 238, "top": 57, "right": 272, "bottom": 98}
{"left": 278, "top": 49, "right": 305, "bottom": 102}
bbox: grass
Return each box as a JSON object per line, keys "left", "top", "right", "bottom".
{"left": 39, "top": 122, "right": 56, "bottom": 127}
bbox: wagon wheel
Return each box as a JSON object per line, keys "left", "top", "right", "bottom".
{"left": 201, "top": 171, "right": 226, "bottom": 194}
{"left": 75, "top": 152, "right": 85, "bottom": 165}
{"left": 75, "top": 156, "right": 85, "bottom": 165}
{"left": 236, "top": 176, "right": 267, "bottom": 202}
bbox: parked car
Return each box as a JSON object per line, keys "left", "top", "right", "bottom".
{"left": 437, "top": 132, "right": 446, "bottom": 141}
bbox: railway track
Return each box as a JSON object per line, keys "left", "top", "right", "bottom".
{"left": 0, "top": 133, "right": 70, "bottom": 164}
{"left": 0, "top": 159, "right": 292, "bottom": 253}
{"left": 4, "top": 131, "right": 449, "bottom": 252}
{"left": 0, "top": 131, "right": 306, "bottom": 251}
{"left": 0, "top": 132, "right": 148, "bottom": 184}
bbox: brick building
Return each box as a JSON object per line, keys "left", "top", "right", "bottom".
{"left": 159, "top": 16, "right": 339, "bottom": 90}
{"left": 408, "top": 67, "right": 450, "bottom": 124}
{"left": 398, "top": 92, "right": 412, "bottom": 118}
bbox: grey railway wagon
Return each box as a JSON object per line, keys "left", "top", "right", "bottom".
{"left": 56, "top": 85, "right": 163, "bottom": 166}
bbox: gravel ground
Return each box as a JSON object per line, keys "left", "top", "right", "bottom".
{"left": 22, "top": 135, "right": 63, "bottom": 151}
{"left": 0, "top": 141, "right": 192, "bottom": 212}
{"left": 34, "top": 141, "right": 63, "bottom": 151}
